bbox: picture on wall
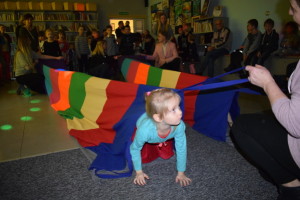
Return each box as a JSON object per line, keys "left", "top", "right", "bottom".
{"left": 192, "top": 0, "right": 201, "bottom": 16}
{"left": 175, "top": 4, "right": 183, "bottom": 26}
{"left": 201, "top": 0, "right": 210, "bottom": 16}
{"left": 182, "top": 1, "right": 192, "bottom": 23}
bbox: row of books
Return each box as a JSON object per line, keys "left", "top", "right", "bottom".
{"left": 0, "top": 13, "right": 15, "bottom": 21}
{"left": 193, "top": 21, "right": 213, "bottom": 33}
{"left": 44, "top": 12, "right": 96, "bottom": 21}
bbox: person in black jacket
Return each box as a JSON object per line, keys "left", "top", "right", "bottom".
{"left": 87, "top": 40, "right": 111, "bottom": 78}
{"left": 18, "top": 14, "right": 39, "bottom": 52}
{"left": 251, "top": 18, "right": 279, "bottom": 65}
{"left": 119, "top": 25, "right": 135, "bottom": 56}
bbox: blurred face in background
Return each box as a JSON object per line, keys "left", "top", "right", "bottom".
{"left": 78, "top": 27, "right": 84, "bottom": 35}
{"left": 264, "top": 23, "right": 274, "bottom": 34}
{"left": 106, "top": 28, "right": 112, "bottom": 36}
{"left": 92, "top": 31, "right": 99, "bottom": 39}
{"left": 24, "top": 18, "right": 33, "bottom": 28}
{"left": 157, "top": 33, "right": 166, "bottom": 43}
{"left": 215, "top": 20, "right": 224, "bottom": 31}
{"left": 289, "top": 0, "right": 300, "bottom": 29}
{"left": 46, "top": 30, "right": 54, "bottom": 41}
{"left": 0, "top": 26, "right": 6, "bottom": 34}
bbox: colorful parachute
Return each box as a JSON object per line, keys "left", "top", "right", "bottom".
{"left": 43, "top": 58, "right": 246, "bottom": 178}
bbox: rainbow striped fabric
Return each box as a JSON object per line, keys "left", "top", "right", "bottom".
{"left": 43, "top": 58, "right": 240, "bottom": 178}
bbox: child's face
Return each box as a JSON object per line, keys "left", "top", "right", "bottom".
{"left": 0, "top": 26, "right": 5, "bottom": 33}
{"left": 106, "top": 28, "right": 112, "bottom": 35}
{"left": 46, "top": 31, "right": 54, "bottom": 40}
{"left": 92, "top": 31, "right": 99, "bottom": 38}
{"left": 157, "top": 33, "right": 166, "bottom": 43}
{"left": 38, "top": 36, "right": 45, "bottom": 41}
{"left": 58, "top": 33, "right": 65, "bottom": 40}
{"left": 162, "top": 97, "right": 182, "bottom": 126}
{"left": 78, "top": 27, "right": 84, "bottom": 35}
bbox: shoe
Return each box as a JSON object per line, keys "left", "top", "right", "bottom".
{"left": 22, "top": 88, "right": 32, "bottom": 97}
{"left": 277, "top": 186, "right": 300, "bottom": 200}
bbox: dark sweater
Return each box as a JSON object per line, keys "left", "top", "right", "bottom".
{"left": 43, "top": 41, "right": 62, "bottom": 57}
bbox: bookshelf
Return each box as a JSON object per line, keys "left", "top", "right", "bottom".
{"left": 0, "top": 10, "right": 99, "bottom": 44}
{"left": 192, "top": 16, "right": 228, "bottom": 45}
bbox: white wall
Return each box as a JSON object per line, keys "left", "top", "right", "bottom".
{"left": 148, "top": 0, "right": 293, "bottom": 50}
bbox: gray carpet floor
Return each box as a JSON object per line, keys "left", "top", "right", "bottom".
{"left": 0, "top": 126, "right": 277, "bottom": 200}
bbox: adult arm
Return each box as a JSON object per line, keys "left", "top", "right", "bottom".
{"left": 246, "top": 64, "right": 300, "bottom": 138}
{"left": 34, "top": 51, "right": 63, "bottom": 60}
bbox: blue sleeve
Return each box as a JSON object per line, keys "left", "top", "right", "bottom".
{"left": 174, "top": 122, "right": 187, "bottom": 172}
{"left": 130, "top": 128, "right": 147, "bottom": 171}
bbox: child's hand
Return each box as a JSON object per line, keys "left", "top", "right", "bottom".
{"left": 56, "top": 56, "right": 64, "bottom": 60}
{"left": 176, "top": 172, "right": 191, "bottom": 187}
{"left": 133, "top": 170, "right": 149, "bottom": 186}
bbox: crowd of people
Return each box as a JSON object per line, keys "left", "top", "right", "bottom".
{"left": 1, "top": 13, "right": 300, "bottom": 92}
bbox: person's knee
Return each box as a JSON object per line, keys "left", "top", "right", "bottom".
{"left": 231, "top": 115, "right": 250, "bottom": 138}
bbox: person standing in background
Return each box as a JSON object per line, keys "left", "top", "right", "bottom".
{"left": 18, "top": 14, "right": 39, "bottom": 52}
{"left": 75, "top": 26, "right": 90, "bottom": 72}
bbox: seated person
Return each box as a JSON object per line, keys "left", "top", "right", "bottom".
{"left": 273, "top": 21, "right": 300, "bottom": 57}
{"left": 177, "top": 23, "right": 192, "bottom": 62}
{"left": 225, "top": 19, "right": 262, "bottom": 72}
{"left": 145, "top": 31, "right": 180, "bottom": 71}
{"left": 252, "top": 18, "right": 279, "bottom": 65}
{"left": 142, "top": 29, "right": 155, "bottom": 55}
{"left": 200, "top": 19, "right": 231, "bottom": 77}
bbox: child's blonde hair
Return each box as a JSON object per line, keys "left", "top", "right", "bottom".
{"left": 92, "top": 40, "right": 106, "bottom": 56}
{"left": 145, "top": 88, "right": 181, "bottom": 120}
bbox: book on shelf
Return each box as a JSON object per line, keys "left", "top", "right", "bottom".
{"left": 0, "top": 13, "right": 15, "bottom": 21}
{"left": 193, "top": 20, "right": 213, "bottom": 33}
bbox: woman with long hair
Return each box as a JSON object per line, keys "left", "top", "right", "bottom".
{"left": 14, "top": 35, "right": 63, "bottom": 96}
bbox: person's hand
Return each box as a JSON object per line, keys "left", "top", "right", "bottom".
{"left": 56, "top": 56, "right": 64, "bottom": 60}
{"left": 175, "top": 172, "right": 192, "bottom": 187}
{"left": 243, "top": 54, "right": 247, "bottom": 61}
{"left": 159, "top": 58, "right": 166, "bottom": 67}
{"left": 207, "top": 46, "right": 214, "bottom": 52}
{"left": 256, "top": 51, "right": 261, "bottom": 57}
{"left": 246, "top": 64, "right": 275, "bottom": 90}
{"left": 133, "top": 170, "right": 149, "bottom": 186}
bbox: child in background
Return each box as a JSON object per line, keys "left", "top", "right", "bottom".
{"left": 130, "top": 88, "right": 192, "bottom": 187}
{"left": 90, "top": 29, "right": 101, "bottom": 52}
{"left": 38, "top": 31, "right": 45, "bottom": 53}
{"left": 0, "top": 24, "right": 12, "bottom": 82}
{"left": 43, "top": 28, "right": 61, "bottom": 57}
{"left": 57, "top": 30, "right": 69, "bottom": 63}
{"left": 66, "top": 43, "right": 78, "bottom": 71}
{"left": 186, "top": 34, "right": 199, "bottom": 74}
{"left": 104, "top": 25, "right": 118, "bottom": 56}
{"left": 75, "top": 26, "right": 90, "bottom": 72}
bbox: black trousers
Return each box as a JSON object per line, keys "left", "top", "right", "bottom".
{"left": 16, "top": 73, "right": 45, "bottom": 94}
{"left": 160, "top": 57, "right": 181, "bottom": 71}
{"left": 231, "top": 113, "right": 300, "bottom": 185}
{"left": 78, "top": 54, "right": 89, "bottom": 73}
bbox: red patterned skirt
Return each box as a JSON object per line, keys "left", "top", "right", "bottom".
{"left": 141, "top": 139, "right": 174, "bottom": 163}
